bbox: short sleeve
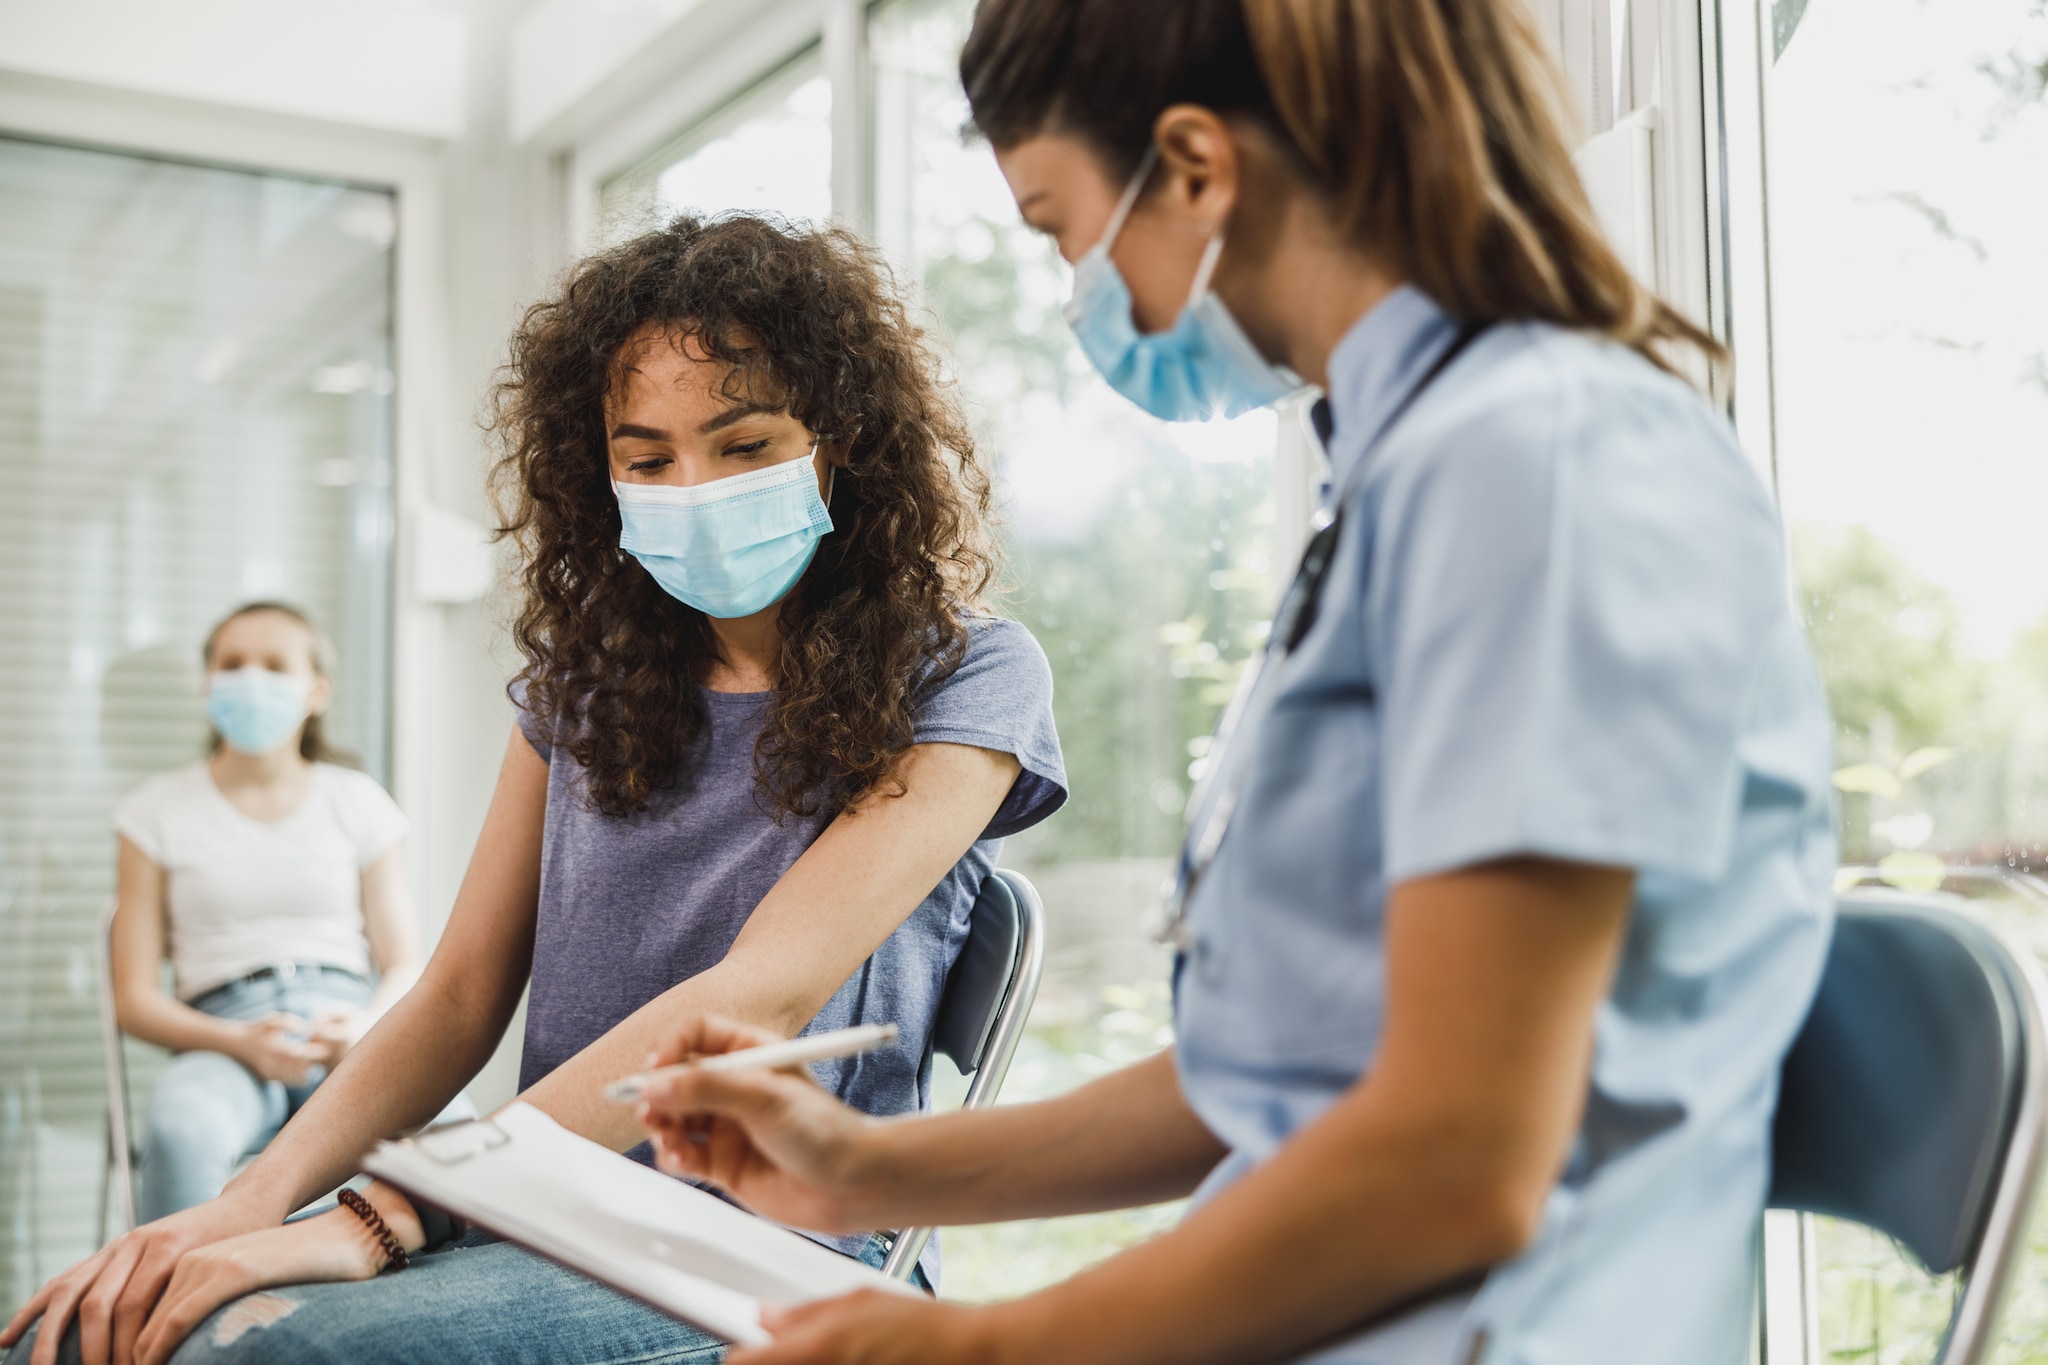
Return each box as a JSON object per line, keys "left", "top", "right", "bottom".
{"left": 914, "top": 617, "right": 1069, "bottom": 839}
{"left": 1372, "top": 356, "right": 1788, "bottom": 885}
{"left": 327, "top": 767, "right": 410, "bottom": 868}
{"left": 508, "top": 675, "right": 553, "bottom": 763}
{"left": 113, "top": 774, "right": 174, "bottom": 862}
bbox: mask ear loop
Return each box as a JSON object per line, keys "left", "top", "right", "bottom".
{"left": 811, "top": 436, "right": 836, "bottom": 509}
{"left": 1185, "top": 231, "right": 1228, "bottom": 310}
{"left": 1097, "top": 145, "right": 1161, "bottom": 255}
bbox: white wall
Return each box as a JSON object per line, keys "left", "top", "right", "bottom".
{"left": 0, "top": 0, "right": 469, "bottom": 139}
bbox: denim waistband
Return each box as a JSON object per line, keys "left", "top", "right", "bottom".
{"left": 184, "top": 962, "right": 372, "bottom": 1009}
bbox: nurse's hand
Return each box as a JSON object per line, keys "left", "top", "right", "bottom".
{"left": 729, "top": 1292, "right": 1001, "bottom": 1365}
{"left": 638, "top": 1015, "right": 898, "bottom": 1234}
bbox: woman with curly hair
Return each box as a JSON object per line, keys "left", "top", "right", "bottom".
{"left": 5, "top": 214, "right": 1066, "bottom": 1365}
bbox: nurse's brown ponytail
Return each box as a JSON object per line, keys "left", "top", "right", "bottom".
{"left": 960, "top": 0, "right": 1722, "bottom": 373}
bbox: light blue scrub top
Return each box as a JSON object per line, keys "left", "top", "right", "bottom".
{"left": 1172, "top": 288, "right": 1838, "bottom": 1364}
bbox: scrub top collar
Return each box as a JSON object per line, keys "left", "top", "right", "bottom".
{"left": 1321, "top": 285, "right": 1466, "bottom": 507}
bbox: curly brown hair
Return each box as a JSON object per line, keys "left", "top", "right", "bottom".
{"left": 490, "top": 214, "right": 999, "bottom": 819}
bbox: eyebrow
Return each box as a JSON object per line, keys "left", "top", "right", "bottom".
{"left": 697, "top": 401, "right": 783, "bottom": 435}
{"left": 608, "top": 401, "right": 785, "bottom": 444}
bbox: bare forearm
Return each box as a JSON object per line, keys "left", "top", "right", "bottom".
{"left": 861, "top": 1050, "right": 1225, "bottom": 1228}
{"left": 971, "top": 863, "right": 1634, "bottom": 1365}
{"left": 116, "top": 992, "right": 247, "bottom": 1059}
{"left": 227, "top": 972, "right": 510, "bottom": 1215}
{"left": 983, "top": 1089, "right": 1530, "bottom": 1365}
{"left": 519, "top": 963, "right": 810, "bottom": 1150}
{"left": 361, "top": 961, "right": 420, "bottom": 1027}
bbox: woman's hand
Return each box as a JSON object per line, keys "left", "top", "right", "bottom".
{"left": 0, "top": 1191, "right": 276, "bottom": 1365}
{"left": 130, "top": 1208, "right": 393, "bottom": 1365}
{"left": 309, "top": 1007, "right": 368, "bottom": 1066}
{"left": 229, "top": 1013, "right": 326, "bottom": 1085}
{"left": 638, "top": 1015, "right": 897, "bottom": 1233}
{"left": 729, "top": 1292, "right": 1006, "bottom": 1365}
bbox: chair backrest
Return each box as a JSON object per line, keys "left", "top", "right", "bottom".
{"left": 97, "top": 898, "right": 138, "bottom": 1235}
{"left": 1768, "top": 891, "right": 2048, "bottom": 1363}
{"left": 881, "top": 868, "right": 1045, "bottom": 1280}
{"left": 929, "top": 870, "right": 1026, "bottom": 1076}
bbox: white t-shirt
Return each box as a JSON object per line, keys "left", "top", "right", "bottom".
{"left": 114, "top": 761, "right": 408, "bottom": 1000}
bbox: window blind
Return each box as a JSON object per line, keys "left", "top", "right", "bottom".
{"left": 0, "top": 135, "right": 396, "bottom": 1313}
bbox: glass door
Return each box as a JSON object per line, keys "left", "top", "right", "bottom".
{"left": 0, "top": 135, "right": 397, "bottom": 1313}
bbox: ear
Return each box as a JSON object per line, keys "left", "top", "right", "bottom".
{"left": 306, "top": 673, "right": 335, "bottom": 718}
{"left": 1153, "top": 104, "right": 1243, "bottom": 235}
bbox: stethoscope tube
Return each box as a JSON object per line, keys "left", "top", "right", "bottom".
{"left": 1154, "top": 322, "right": 1490, "bottom": 951}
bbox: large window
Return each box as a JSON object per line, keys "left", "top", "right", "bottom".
{"left": 1762, "top": 0, "right": 2048, "bottom": 1353}
{"left": 872, "top": 0, "right": 1284, "bottom": 1299}
{"left": 600, "top": 50, "right": 833, "bottom": 237}
{"left": 0, "top": 136, "right": 396, "bottom": 1314}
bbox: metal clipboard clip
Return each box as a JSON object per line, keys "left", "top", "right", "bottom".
{"left": 413, "top": 1118, "right": 511, "bottom": 1165}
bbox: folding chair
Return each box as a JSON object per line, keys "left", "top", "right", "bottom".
{"left": 880, "top": 868, "right": 1045, "bottom": 1281}
{"left": 96, "top": 898, "right": 139, "bottom": 1236}
{"left": 1768, "top": 889, "right": 2048, "bottom": 1364}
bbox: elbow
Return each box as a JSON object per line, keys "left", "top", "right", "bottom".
{"left": 110, "top": 985, "right": 151, "bottom": 1036}
{"left": 1441, "top": 1167, "right": 1551, "bottom": 1267}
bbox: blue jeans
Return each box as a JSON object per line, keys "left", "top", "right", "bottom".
{"left": 6, "top": 1230, "right": 917, "bottom": 1365}
{"left": 138, "top": 969, "right": 475, "bottom": 1222}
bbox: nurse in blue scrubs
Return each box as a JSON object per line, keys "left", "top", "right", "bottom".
{"left": 633, "top": 0, "right": 1838, "bottom": 1361}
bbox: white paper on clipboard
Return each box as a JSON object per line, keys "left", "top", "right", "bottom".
{"left": 361, "top": 1102, "right": 917, "bottom": 1346}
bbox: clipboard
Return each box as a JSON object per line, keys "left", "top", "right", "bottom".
{"left": 361, "top": 1102, "right": 919, "bottom": 1345}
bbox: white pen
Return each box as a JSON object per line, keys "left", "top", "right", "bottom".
{"left": 604, "top": 1022, "right": 901, "bottom": 1104}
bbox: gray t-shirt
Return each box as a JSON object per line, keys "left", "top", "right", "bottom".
{"left": 512, "top": 615, "right": 1066, "bottom": 1271}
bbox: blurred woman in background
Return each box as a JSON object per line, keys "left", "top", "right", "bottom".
{"left": 108, "top": 602, "right": 451, "bottom": 1222}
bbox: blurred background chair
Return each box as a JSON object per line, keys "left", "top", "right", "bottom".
{"left": 1769, "top": 889, "right": 2048, "bottom": 1365}
{"left": 95, "top": 899, "right": 137, "bottom": 1237}
{"left": 881, "top": 867, "right": 1045, "bottom": 1282}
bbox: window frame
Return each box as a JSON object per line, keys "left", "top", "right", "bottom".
{"left": 562, "top": 0, "right": 840, "bottom": 253}
{"left": 0, "top": 75, "right": 444, "bottom": 929}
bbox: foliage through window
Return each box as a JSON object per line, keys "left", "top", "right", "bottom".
{"left": 1767, "top": 0, "right": 2048, "bottom": 1353}
{"left": 872, "top": 0, "right": 1285, "bottom": 1299}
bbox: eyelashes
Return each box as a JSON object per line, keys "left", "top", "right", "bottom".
{"left": 620, "top": 439, "right": 778, "bottom": 475}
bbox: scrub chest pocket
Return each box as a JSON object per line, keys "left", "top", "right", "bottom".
{"left": 1181, "top": 677, "right": 1391, "bottom": 1069}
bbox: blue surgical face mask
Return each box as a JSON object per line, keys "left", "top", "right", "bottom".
{"left": 1062, "top": 147, "right": 1301, "bottom": 423}
{"left": 615, "top": 446, "right": 834, "bottom": 619}
{"left": 208, "top": 667, "right": 311, "bottom": 755}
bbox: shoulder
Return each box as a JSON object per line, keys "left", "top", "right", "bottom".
{"left": 506, "top": 673, "right": 557, "bottom": 759}
{"left": 114, "top": 761, "right": 206, "bottom": 824}
{"left": 1372, "top": 324, "right": 1781, "bottom": 582}
{"left": 915, "top": 614, "right": 1061, "bottom": 753}
{"left": 961, "top": 614, "right": 1052, "bottom": 673}
{"left": 313, "top": 763, "right": 409, "bottom": 860}
{"left": 924, "top": 615, "right": 1054, "bottom": 704}
{"left": 916, "top": 614, "right": 1069, "bottom": 831}
{"left": 113, "top": 761, "right": 208, "bottom": 856}
{"left": 1410, "top": 325, "right": 1762, "bottom": 498}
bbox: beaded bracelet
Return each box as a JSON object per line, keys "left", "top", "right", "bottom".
{"left": 337, "top": 1187, "right": 411, "bottom": 1273}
